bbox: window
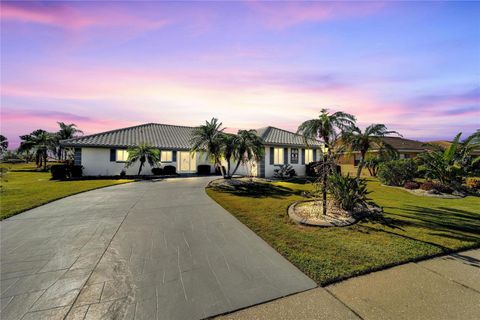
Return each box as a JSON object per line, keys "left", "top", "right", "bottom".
{"left": 354, "top": 154, "right": 361, "bottom": 166}
{"left": 273, "top": 148, "right": 284, "bottom": 165}
{"left": 304, "top": 149, "right": 313, "bottom": 164}
{"left": 116, "top": 149, "right": 129, "bottom": 162}
{"left": 291, "top": 148, "right": 299, "bottom": 164}
{"left": 161, "top": 150, "right": 173, "bottom": 162}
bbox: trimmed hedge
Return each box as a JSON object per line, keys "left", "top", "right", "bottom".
{"left": 163, "top": 165, "right": 177, "bottom": 175}
{"left": 151, "top": 167, "right": 164, "bottom": 175}
{"left": 50, "top": 164, "right": 83, "bottom": 180}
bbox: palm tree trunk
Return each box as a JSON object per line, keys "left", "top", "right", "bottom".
{"left": 137, "top": 161, "right": 144, "bottom": 176}
{"left": 231, "top": 159, "right": 242, "bottom": 177}
{"left": 356, "top": 151, "right": 366, "bottom": 180}
{"left": 216, "top": 158, "right": 225, "bottom": 178}
{"left": 43, "top": 151, "right": 47, "bottom": 171}
{"left": 225, "top": 156, "right": 232, "bottom": 179}
{"left": 322, "top": 153, "right": 328, "bottom": 216}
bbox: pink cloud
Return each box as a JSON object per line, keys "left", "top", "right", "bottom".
{"left": 0, "top": 1, "right": 169, "bottom": 31}
{"left": 247, "top": 1, "right": 387, "bottom": 29}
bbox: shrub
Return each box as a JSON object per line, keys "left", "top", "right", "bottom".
{"left": 151, "top": 167, "right": 163, "bottom": 175}
{"left": 163, "top": 165, "right": 176, "bottom": 175}
{"left": 50, "top": 164, "right": 70, "bottom": 180}
{"left": 197, "top": 165, "right": 211, "bottom": 175}
{"left": 273, "top": 164, "right": 297, "bottom": 179}
{"left": 306, "top": 162, "right": 321, "bottom": 177}
{"left": 71, "top": 165, "right": 83, "bottom": 178}
{"left": 403, "top": 181, "right": 420, "bottom": 189}
{"left": 378, "top": 159, "right": 417, "bottom": 186}
{"left": 120, "top": 169, "right": 126, "bottom": 178}
{"left": 466, "top": 178, "right": 480, "bottom": 190}
{"left": 328, "top": 173, "right": 370, "bottom": 211}
{"left": 420, "top": 181, "right": 453, "bottom": 194}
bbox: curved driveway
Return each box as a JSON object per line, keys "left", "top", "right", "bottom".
{"left": 1, "top": 177, "right": 316, "bottom": 320}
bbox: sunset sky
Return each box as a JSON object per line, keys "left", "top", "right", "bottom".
{"left": 1, "top": 1, "right": 479, "bottom": 148}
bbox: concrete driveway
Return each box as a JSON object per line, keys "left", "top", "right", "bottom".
{"left": 0, "top": 177, "right": 316, "bottom": 320}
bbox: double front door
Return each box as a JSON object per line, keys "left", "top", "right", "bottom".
{"left": 178, "top": 151, "right": 196, "bottom": 173}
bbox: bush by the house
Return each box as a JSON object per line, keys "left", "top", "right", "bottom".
{"left": 120, "top": 169, "right": 126, "bottom": 178}
{"left": 328, "top": 173, "right": 370, "bottom": 211}
{"left": 466, "top": 178, "right": 480, "bottom": 190}
{"left": 197, "top": 165, "right": 211, "bottom": 175}
{"left": 151, "top": 167, "right": 163, "bottom": 175}
{"left": 378, "top": 159, "right": 417, "bottom": 186}
{"left": 163, "top": 165, "right": 176, "bottom": 175}
{"left": 51, "top": 164, "right": 83, "bottom": 180}
{"left": 273, "top": 164, "right": 297, "bottom": 179}
{"left": 51, "top": 164, "right": 69, "bottom": 180}
{"left": 420, "top": 181, "right": 453, "bottom": 194}
{"left": 306, "top": 162, "right": 320, "bottom": 177}
{"left": 404, "top": 181, "right": 420, "bottom": 189}
{"left": 71, "top": 165, "right": 83, "bottom": 178}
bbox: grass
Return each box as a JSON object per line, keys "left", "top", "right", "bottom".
{"left": 0, "top": 162, "right": 132, "bottom": 220}
{"left": 206, "top": 178, "right": 480, "bottom": 285}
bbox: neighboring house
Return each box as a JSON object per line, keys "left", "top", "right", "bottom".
{"left": 61, "top": 123, "right": 323, "bottom": 177}
{"left": 338, "top": 136, "right": 430, "bottom": 167}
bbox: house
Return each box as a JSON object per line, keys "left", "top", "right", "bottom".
{"left": 338, "top": 136, "right": 430, "bottom": 168}
{"left": 60, "top": 123, "right": 323, "bottom": 177}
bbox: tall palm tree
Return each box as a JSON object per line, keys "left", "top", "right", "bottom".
{"left": 343, "top": 124, "right": 400, "bottom": 180}
{"left": 0, "top": 135, "right": 8, "bottom": 154}
{"left": 230, "top": 129, "right": 264, "bottom": 177}
{"left": 126, "top": 143, "right": 161, "bottom": 176}
{"left": 190, "top": 118, "right": 226, "bottom": 177}
{"left": 56, "top": 122, "right": 84, "bottom": 160}
{"left": 18, "top": 129, "right": 56, "bottom": 170}
{"left": 297, "top": 109, "right": 356, "bottom": 215}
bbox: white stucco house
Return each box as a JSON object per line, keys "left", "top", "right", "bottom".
{"left": 60, "top": 123, "right": 323, "bottom": 178}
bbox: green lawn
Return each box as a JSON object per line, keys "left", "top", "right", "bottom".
{"left": 206, "top": 179, "right": 480, "bottom": 285}
{"left": 0, "top": 163, "right": 132, "bottom": 220}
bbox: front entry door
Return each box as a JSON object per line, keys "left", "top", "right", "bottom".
{"left": 178, "top": 152, "right": 196, "bottom": 173}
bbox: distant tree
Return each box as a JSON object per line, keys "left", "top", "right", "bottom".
{"left": 0, "top": 135, "right": 8, "bottom": 154}
{"left": 126, "top": 143, "right": 161, "bottom": 176}
{"left": 343, "top": 124, "right": 401, "bottom": 180}
{"left": 297, "top": 109, "right": 356, "bottom": 215}
{"left": 190, "top": 118, "right": 226, "bottom": 177}
{"left": 18, "top": 129, "right": 56, "bottom": 170}
{"left": 55, "top": 122, "right": 84, "bottom": 160}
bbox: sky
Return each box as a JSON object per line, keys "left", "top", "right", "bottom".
{"left": 1, "top": 0, "right": 479, "bottom": 148}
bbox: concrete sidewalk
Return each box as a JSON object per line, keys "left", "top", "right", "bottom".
{"left": 217, "top": 249, "right": 480, "bottom": 320}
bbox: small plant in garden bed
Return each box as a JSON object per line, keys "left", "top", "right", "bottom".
{"left": 273, "top": 164, "right": 297, "bottom": 179}
{"left": 420, "top": 181, "right": 453, "bottom": 194}
{"left": 404, "top": 181, "right": 420, "bottom": 190}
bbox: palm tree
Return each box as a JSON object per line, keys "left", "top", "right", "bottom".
{"left": 0, "top": 135, "right": 8, "bottom": 154}
{"left": 221, "top": 133, "right": 237, "bottom": 178}
{"left": 126, "top": 143, "right": 161, "bottom": 176}
{"left": 56, "top": 122, "right": 84, "bottom": 160}
{"left": 343, "top": 124, "right": 401, "bottom": 180}
{"left": 297, "top": 109, "right": 356, "bottom": 215}
{"left": 190, "top": 118, "right": 226, "bottom": 177}
{"left": 18, "top": 129, "right": 56, "bottom": 170}
{"left": 230, "top": 129, "right": 264, "bottom": 177}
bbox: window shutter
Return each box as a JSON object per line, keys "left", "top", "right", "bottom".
{"left": 284, "top": 148, "right": 288, "bottom": 164}
{"left": 172, "top": 150, "right": 177, "bottom": 162}
{"left": 270, "top": 147, "right": 274, "bottom": 165}
{"left": 301, "top": 149, "right": 305, "bottom": 165}
{"left": 313, "top": 149, "right": 317, "bottom": 162}
{"left": 110, "top": 149, "right": 116, "bottom": 162}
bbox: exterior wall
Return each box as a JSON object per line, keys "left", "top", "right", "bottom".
{"left": 263, "top": 145, "right": 321, "bottom": 177}
{"left": 81, "top": 147, "right": 215, "bottom": 176}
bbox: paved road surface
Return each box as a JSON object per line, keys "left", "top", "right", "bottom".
{"left": 0, "top": 177, "right": 316, "bottom": 320}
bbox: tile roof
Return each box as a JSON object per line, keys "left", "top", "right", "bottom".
{"left": 61, "top": 123, "right": 196, "bottom": 149}
{"left": 61, "top": 123, "right": 323, "bottom": 149}
{"left": 255, "top": 126, "right": 323, "bottom": 147}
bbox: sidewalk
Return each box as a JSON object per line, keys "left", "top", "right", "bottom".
{"left": 216, "top": 249, "right": 480, "bottom": 320}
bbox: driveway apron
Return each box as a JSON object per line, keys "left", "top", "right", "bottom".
{"left": 0, "top": 177, "right": 316, "bottom": 320}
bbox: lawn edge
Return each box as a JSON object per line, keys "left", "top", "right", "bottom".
{"left": 205, "top": 186, "right": 480, "bottom": 286}
{"left": 0, "top": 180, "right": 135, "bottom": 221}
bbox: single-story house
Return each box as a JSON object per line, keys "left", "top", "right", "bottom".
{"left": 60, "top": 123, "right": 323, "bottom": 178}
{"left": 338, "top": 136, "right": 431, "bottom": 167}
